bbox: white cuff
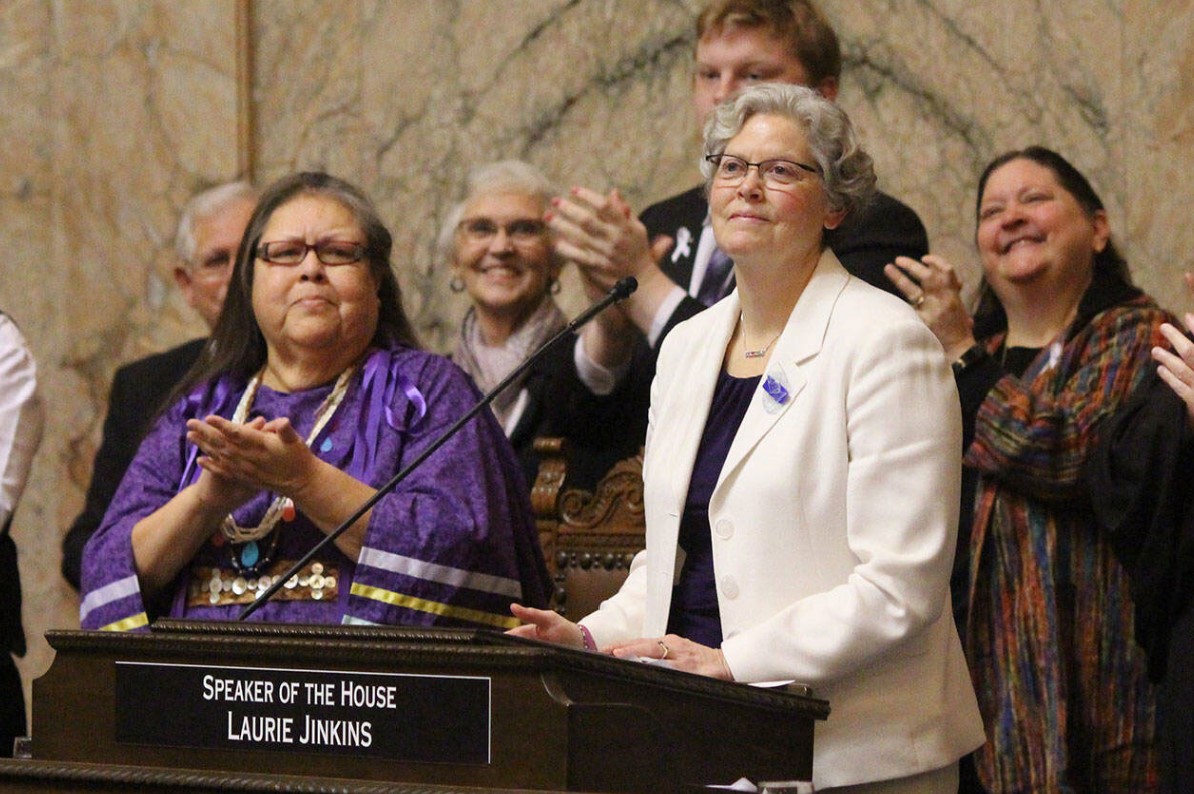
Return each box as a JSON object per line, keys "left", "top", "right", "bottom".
{"left": 574, "top": 334, "right": 631, "bottom": 396}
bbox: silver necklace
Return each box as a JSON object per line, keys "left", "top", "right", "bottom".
{"left": 740, "top": 314, "right": 782, "bottom": 359}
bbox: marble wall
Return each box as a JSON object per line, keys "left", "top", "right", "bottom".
{"left": 2, "top": 0, "right": 1192, "bottom": 717}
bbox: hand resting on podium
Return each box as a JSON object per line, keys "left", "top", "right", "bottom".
{"left": 509, "top": 604, "right": 734, "bottom": 679}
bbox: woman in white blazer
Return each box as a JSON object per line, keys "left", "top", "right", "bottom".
{"left": 512, "top": 83, "right": 984, "bottom": 793}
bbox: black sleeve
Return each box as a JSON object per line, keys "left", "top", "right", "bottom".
{"left": 521, "top": 336, "right": 652, "bottom": 492}
{"left": 955, "top": 355, "right": 1005, "bottom": 454}
{"left": 61, "top": 368, "right": 143, "bottom": 590}
{"left": 61, "top": 340, "right": 203, "bottom": 590}
{"left": 657, "top": 295, "right": 706, "bottom": 348}
{"left": 0, "top": 532, "right": 24, "bottom": 656}
{"left": 829, "top": 191, "right": 929, "bottom": 297}
{"left": 1087, "top": 371, "right": 1194, "bottom": 680}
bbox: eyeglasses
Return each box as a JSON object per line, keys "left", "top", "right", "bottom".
{"left": 457, "top": 217, "right": 548, "bottom": 244}
{"left": 255, "top": 240, "right": 366, "bottom": 266}
{"left": 706, "top": 154, "right": 820, "bottom": 188}
{"left": 188, "top": 248, "right": 235, "bottom": 281}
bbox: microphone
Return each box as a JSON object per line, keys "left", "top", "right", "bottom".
{"left": 238, "top": 276, "right": 638, "bottom": 620}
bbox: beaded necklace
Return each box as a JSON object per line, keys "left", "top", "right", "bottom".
{"left": 221, "top": 363, "right": 358, "bottom": 573}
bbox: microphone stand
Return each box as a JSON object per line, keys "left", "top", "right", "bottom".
{"left": 238, "top": 276, "right": 638, "bottom": 620}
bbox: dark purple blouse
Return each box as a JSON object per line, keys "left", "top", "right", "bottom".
{"left": 666, "top": 370, "right": 760, "bottom": 648}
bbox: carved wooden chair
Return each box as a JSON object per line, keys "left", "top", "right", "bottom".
{"left": 531, "top": 437, "right": 646, "bottom": 619}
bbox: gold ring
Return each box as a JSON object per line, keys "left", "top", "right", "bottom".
{"left": 914, "top": 293, "right": 926, "bottom": 308}
{"left": 657, "top": 640, "right": 670, "bottom": 660}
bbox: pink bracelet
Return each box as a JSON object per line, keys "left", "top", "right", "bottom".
{"left": 578, "top": 625, "right": 597, "bottom": 651}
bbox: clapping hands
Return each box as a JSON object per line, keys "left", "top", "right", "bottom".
{"left": 884, "top": 255, "right": 977, "bottom": 360}
{"left": 1153, "top": 272, "right": 1194, "bottom": 430}
{"left": 186, "top": 414, "right": 317, "bottom": 514}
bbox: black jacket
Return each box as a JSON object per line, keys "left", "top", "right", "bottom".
{"left": 503, "top": 335, "right": 650, "bottom": 493}
{"left": 1088, "top": 369, "right": 1194, "bottom": 682}
{"left": 61, "top": 339, "right": 205, "bottom": 589}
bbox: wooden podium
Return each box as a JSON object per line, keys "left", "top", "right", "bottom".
{"left": 7, "top": 621, "right": 828, "bottom": 792}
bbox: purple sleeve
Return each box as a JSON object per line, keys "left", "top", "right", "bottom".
{"left": 345, "top": 351, "right": 549, "bottom": 628}
{"left": 78, "top": 393, "right": 200, "bottom": 630}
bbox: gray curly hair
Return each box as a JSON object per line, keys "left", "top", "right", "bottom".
{"left": 437, "top": 160, "right": 560, "bottom": 266}
{"left": 700, "top": 83, "right": 875, "bottom": 230}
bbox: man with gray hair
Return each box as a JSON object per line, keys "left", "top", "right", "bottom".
{"left": 61, "top": 181, "right": 257, "bottom": 589}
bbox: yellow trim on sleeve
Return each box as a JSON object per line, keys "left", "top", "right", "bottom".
{"left": 349, "top": 583, "right": 519, "bottom": 629}
{"left": 99, "top": 612, "right": 150, "bottom": 632}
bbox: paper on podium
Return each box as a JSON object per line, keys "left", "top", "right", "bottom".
{"left": 706, "top": 778, "right": 814, "bottom": 792}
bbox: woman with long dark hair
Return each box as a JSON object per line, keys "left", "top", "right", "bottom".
{"left": 887, "top": 147, "right": 1169, "bottom": 791}
{"left": 81, "top": 172, "right": 548, "bottom": 631}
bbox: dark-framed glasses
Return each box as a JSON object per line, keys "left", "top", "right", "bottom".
{"left": 706, "top": 154, "right": 820, "bottom": 188}
{"left": 255, "top": 240, "right": 366, "bottom": 266}
{"left": 457, "top": 217, "right": 548, "bottom": 244}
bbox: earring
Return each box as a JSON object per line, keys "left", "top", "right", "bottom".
{"left": 549, "top": 279, "right": 561, "bottom": 295}
{"left": 450, "top": 276, "right": 465, "bottom": 293}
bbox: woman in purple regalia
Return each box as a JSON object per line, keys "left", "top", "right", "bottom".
{"left": 80, "top": 172, "right": 550, "bottom": 631}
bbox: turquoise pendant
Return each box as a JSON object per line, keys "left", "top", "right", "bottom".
{"left": 240, "top": 541, "right": 260, "bottom": 569}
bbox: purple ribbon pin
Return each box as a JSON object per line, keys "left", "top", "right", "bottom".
{"left": 762, "top": 374, "right": 789, "bottom": 408}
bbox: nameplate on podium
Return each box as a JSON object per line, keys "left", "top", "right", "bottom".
{"left": 114, "top": 660, "right": 490, "bottom": 763}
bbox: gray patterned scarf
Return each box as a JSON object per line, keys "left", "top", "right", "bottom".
{"left": 452, "top": 295, "right": 567, "bottom": 433}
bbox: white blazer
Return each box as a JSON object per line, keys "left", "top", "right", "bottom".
{"left": 581, "top": 251, "right": 984, "bottom": 789}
